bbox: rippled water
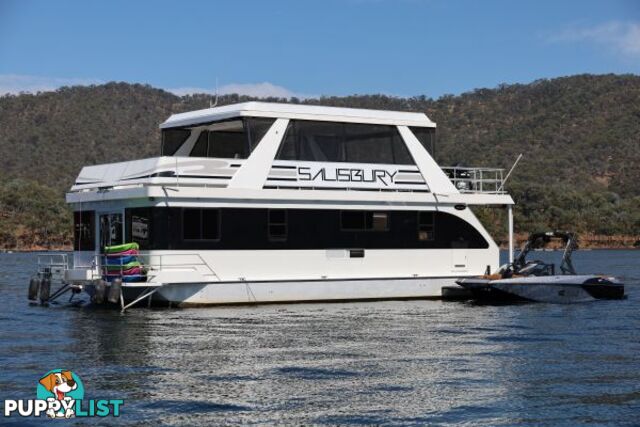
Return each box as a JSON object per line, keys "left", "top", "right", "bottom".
{"left": 1, "top": 250, "right": 639, "bottom": 426}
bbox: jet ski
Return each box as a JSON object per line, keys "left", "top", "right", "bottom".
{"left": 456, "top": 231, "right": 625, "bottom": 303}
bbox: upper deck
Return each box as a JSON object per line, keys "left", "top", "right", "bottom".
{"left": 67, "top": 102, "right": 514, "bottom": 207}
{"left": 160, "top": 102, "right": 436, "bottom": 129}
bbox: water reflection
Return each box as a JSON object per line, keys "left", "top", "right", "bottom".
{"left": 1, "top": 251, "right": 639, "bottom": 425}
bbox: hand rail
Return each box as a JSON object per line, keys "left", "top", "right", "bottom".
{"left": 97, "top": 252, "right": 220, "bottom": 282}
{"left": 441, "top": 166, "right": 506, "bottom": 194}
{"left": 36, "top": 253, "right": 70, "bottom": 284}
{"left": 37, "top": 253, "right": 69, "bottom": 270}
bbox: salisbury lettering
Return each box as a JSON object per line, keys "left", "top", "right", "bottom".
{"left": 298, "top": 167, "right": 397, "bottom": 186}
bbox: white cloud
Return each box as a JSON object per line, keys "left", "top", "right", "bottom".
{"left": 0, "top": 74, "right": 103, "bottom": 95}
{"left": 168, "top": 82, "right": 313, "bottom": 99}
{"left": 548, "top": 21, "right": 640, "bottom": 59}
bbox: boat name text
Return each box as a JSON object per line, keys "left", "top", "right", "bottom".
{"left": 298, "top": 167, "right": 398, "bottom": 186}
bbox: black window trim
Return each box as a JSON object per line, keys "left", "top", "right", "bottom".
{"left": 181, "top": 208, "right": 222, "bottom": 241}
{"left": 340, "top": 210, "right": 390, "bottom": 232}
{"left": 114, "top": 207, "right": 488, "bottom": 250}
{"left": 276, "top": 119, "right": 417, "bottom": 166}
{"left": 417, "top": 211, "right": 435, "bottom": 241}
{"left": 165, "top": 117, "right": 276, "bottom": 159}
{"left": 267, "top": 209, "right": 288, "bottom": 242}
{"left": 409, "top": 126, "right": 436, "bottom": 159}
{"left": 74, "top": 210, "right": 96, "bottom": 251}
{"left": 161, "top": 128, "right": 192, "bottom": 156}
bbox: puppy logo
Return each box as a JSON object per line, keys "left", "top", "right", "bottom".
{"left": 36, "top": 370, "right": 84, "bottom": 418}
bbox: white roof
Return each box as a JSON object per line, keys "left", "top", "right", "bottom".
{"left": 160, "top": 101, "right": 435, "bottom": 129}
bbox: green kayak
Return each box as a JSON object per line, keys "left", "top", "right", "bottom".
{"left": 104, "top": 242, "right": 140, "bottom": 254}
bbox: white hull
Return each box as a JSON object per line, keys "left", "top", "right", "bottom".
{"left": 114, "top": 276, "right": 463, "bottom": 306}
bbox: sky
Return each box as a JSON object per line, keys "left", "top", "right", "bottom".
{"left": 0, "top": 0, "right": 638, "bottom": 99}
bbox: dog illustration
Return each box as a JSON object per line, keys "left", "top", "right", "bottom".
{"left": 39, "top": 371, "right": 77, "bottom": 418}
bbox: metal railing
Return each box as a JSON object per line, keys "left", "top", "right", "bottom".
{"left": 441, "top": 166, "right": 506, "bottom": 194}
{"left": 37, "top": 253, "right": 70, "bottom": 284}
{"left": 96, "top": 252, "right": 219, "bottom": 283}
{"left": 35, "top": 252, "right": 219, "bottom": 284}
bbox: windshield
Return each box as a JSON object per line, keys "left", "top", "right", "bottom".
{"left": 518, "top": 262, "right": 554, "bottom": 276}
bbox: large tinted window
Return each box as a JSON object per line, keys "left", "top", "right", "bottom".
{"left": 162, "top": 129, "right": 190, "bottom": 155}
{"left": 280, "top": 121, "right": 345, "bottom": 162}
{"left": 139, "top": 208, "right": 488, "bottom": 250}
{"left": 418, "top": 211, "right": 435, "bottom": 241}
{"left": 341, "top": 211, "right": 388, "bottom": 231}
{"left": 189, "top": 118, "right": 275, "bottom": 159}
{"left": 182, "top": 208, "right": 220, "bottom": 240}
{"left": 246, "top": 118, "right": 276, "bottom": 152}
{"left": 208, "top": 127, "right": 247, "bottom": 159}
{"left": 268, "top": 209, "right": 287, "bottom": 241}
{"left": 344, "top": 124, "right": 393, "bottom": 164}
{"left": 276, "top": 120, "right": 414, "bottom": 165}
{"left": 409, "top": 127, "right": 436, "bottom": 157}
{"left": 190, "top": 131, "right": 208, "bottom": 157}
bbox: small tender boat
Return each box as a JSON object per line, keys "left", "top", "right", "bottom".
{"left": 456, "top": 231, "right": 625, "bottom": 303}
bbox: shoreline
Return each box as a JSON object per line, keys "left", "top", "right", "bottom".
{"left": 2, "top": 239, "right": 639, "bottom": 253}
{"left": 497, "top": 233, "right": 640, "bottom": 251}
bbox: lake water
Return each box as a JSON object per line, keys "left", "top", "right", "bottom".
{"left": 1, "top": 250, "right": 639, "bottom": 425}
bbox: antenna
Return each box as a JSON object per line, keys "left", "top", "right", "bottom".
{"left": 209, "top": 78, "right": 219, "bottom": 108}
{"left": 498, "top": 153, "right": 523, "bottom": 192}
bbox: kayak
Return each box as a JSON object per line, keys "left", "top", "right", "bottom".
{"left": 105, "top": 255, "right": 137, "bottom": 266}
{"left": 104, "top": 242, "right": 139, "bottom": 254}
{"left": 105, "top": 248, "right": 139, "bottom": 256}
{"left": 103, "top": 266, "right": 144, "bottom": 276}
{"left": 104, "top": 261, "right": 141, "bottom": 271}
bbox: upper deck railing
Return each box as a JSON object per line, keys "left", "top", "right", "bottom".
{"left": 69, "top": 156, "right": 508, "bottom": 195}
{"left": 442, "top": 166, "right": 506, "bottom": 194}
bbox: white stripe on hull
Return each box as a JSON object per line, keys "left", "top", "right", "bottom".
{"left": 121, "top": 277, "right": 461, "bottom": 306}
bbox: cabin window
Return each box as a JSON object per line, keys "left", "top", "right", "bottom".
{"left": 187, "top": 118, "right": 275, "bottom": 159}
{"left": 277, "top": 120, "right": 415, "bottom": 165}
{"left": 162, "top": 129, "right": 190, "bottom": 155}
{"left": 409, "top": 127, "right": 436, "bottom": 157}
{"left": 418, "top": 211, "right": 435, "bottom": 241}
{"left": 126, "top": 208, "right": 488, "bottom": 250}
{"left": 208, "top": 127, "right": 247, "bottom": 159}
{"left": 73, "top": 210, "right": 95, "bottom": 251}
{"left": 268, "top": 209, "right": 287, "bottom": 241}
{"left": 372, "top": 212, "right": 389, "bottom": 231}
{"left": 246, "top": 118, "right": 276, "bottom": 152}
{"left": 344, "top": 123, "right": 393, "bottom": 164}
{"left": 189, "top": 131, "right": 208, "bottom": 157}
{"left": 281, "top": 121, "right": 345, "bottom": 162}
{"left": 126, "top": 208, "right": 151, "bottom": 250}
{"left": 182, "top": 208, "right": 220, "bottom": 240}
{"left": 341, "top": 211, "right": 388, "bottom": 231}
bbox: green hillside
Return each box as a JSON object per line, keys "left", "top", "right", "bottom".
{"left": 1, "top": 74, "right": 639, "bottom": 249}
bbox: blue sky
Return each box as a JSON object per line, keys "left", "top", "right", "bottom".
{"left": 0, "top": 0, "right": 638, "bottom": 98}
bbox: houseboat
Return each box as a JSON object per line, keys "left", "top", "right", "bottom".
{"left": 36, "top": 102, "right": 515, "bottom": 309}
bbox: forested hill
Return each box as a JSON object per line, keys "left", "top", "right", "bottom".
{"left": 1, "top": 74, "right": 639, "bottom": 249}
